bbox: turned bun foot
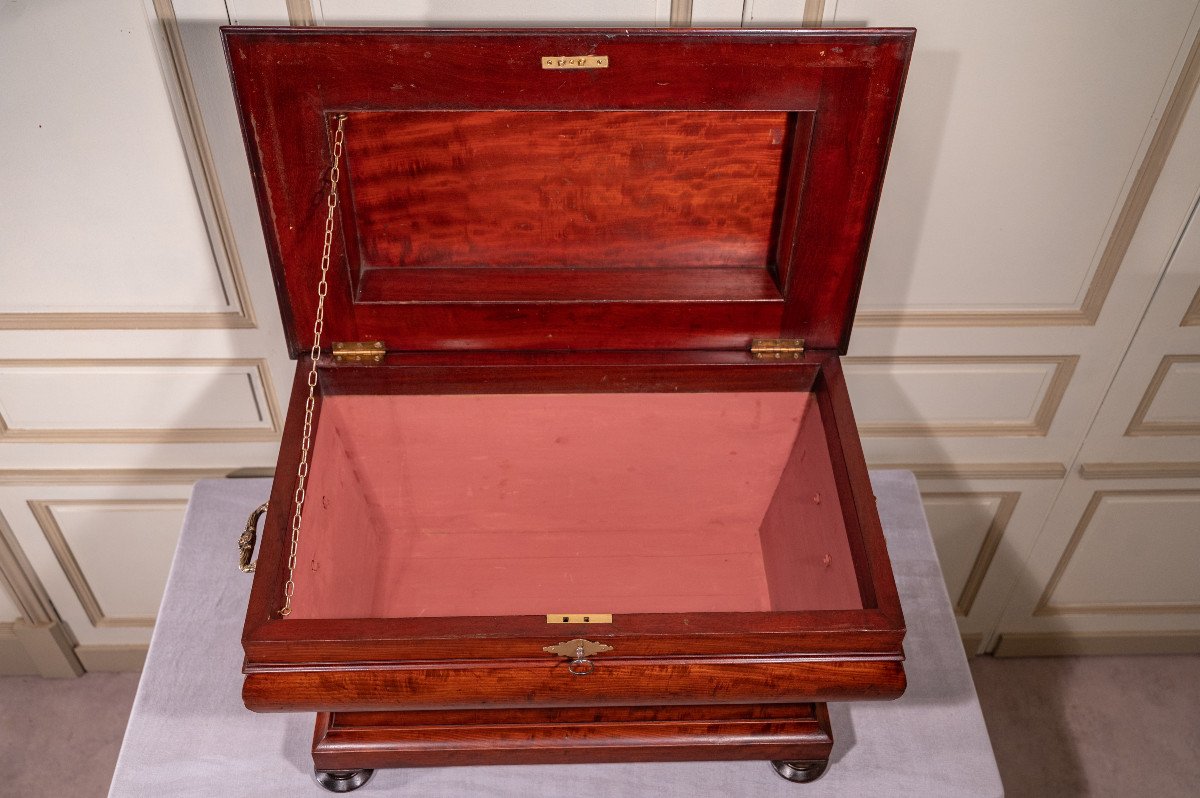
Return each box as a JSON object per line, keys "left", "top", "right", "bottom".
{"left": 313, "top": 768, "right": 375, "bottom": 792}
{"left": 771, "top": 759, "right": 829, "bottom": 783}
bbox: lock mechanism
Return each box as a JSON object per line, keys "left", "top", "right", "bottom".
{"left": 542, "top": 638, "right": 613, "bottom": 676}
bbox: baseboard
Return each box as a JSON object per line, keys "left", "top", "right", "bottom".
{"left": 994, "top": 631, "right": 1200, "bottom": 657}
{"left": 75, "top": 644, "right": 148, "bottom": 672}
{"left": 0, "top": 624, "right": 38, "bottom": 675}
{"left": 0, "top": 621, "right": 84, "bottom": 677}
{"left": 960, "top": 633, "right": 984, "bottom": 656}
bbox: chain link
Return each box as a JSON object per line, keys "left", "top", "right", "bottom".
{"left": 280, "top": 114, "right": 347, "bottom": 617}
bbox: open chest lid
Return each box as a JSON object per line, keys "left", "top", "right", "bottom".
{"left": 224, "top": 27, "right": 913, "bottom": 357}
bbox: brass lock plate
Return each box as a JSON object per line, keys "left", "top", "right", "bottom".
{"left": 542, "top": 638, "right": 613, "bottom": 658}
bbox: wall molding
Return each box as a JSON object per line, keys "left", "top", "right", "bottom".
{"left": 1183, "top": 286, "right": 1200, "bottom": 325}
{"left": 857, "top": 26, "right": 1200, "bottom": 328}
{"left": 28, "top": 499, "right": 188, "bottom": 629}
{"left": 11, "top": 621, "right": 83, "bottom": 677}
{"left": 1079, "top": 461, "right": 1200, "bottom": 479}
{"left": 1125, "top": 354, "right": 1200, "bottom": 436}
{"left": 961, "top": 632, "right": 984, "bottom": 657}
{"left": 0, "top": 2, "right": 256, "bottom": 332}
{"left": 0, "top": 624, "right": 37, "bottom": 676}
{"left": 0, "top": 512, "right": 84, "bottom": 676}
{"left": 75, "top": 643, "right": 148, "bottom": 673}
{"left": 879, "top": 462, "right": 1068, "bottom": 480}
{"left": 0, "top": 468, "right": 252, "bottom": 485}
{"left": 995, "top": 630, "right": 1200, "bottom": 657}
{"left": 286, "top": 0, "right": 315, "bottom": 26}
{"left": 670, "top": 0, "right": 692, "bottom": 27}
{"left": 1034, "top": 489, "right": 1200, "bottom": 616}
{"left": 739, "top": 0, "right": 824, "bottom": 27}
{"left": 0, "top": 510, "right": 57, "bottom": 626}
{"left": 923, "top": 491, "right": 1019, "bottom": 617}
{"left": 0, "top": 310, "right": 252, "bottom": 330}
{"left": 0, "top": 358, "right": 281, "bottom": 443}
{"left": 847, "top": 355, "right": 1077, "bottom": 437}
{"left": 802, "top": 0, "right": 826, "bottom": 27}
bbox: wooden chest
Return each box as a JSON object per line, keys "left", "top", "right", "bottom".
{"left": 225, "top": 26, "right": 915, "bottom": 791}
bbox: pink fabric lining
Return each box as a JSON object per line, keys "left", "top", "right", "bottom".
{"left": 289, "top": 392, "right": 861, "bottom": 619}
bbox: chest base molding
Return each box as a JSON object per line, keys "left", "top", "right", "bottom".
{"left": 311, "top": 702, "right": 833, "bottom": 773}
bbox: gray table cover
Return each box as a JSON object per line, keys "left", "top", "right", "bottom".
{"left": 109, "top": 472, "right": 1002, "bottom": 797}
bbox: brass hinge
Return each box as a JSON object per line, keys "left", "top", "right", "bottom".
{"left": 749, "top": 338, "right": 805, "bottom": 359}
{"left": 332, "top": 341, "right": 385, "bottom": 364}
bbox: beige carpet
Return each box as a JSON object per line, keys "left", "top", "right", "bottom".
{"left": 0, "top": 656, "right": 1197, "bottom": 797}
{"left": 969, "top": 655, "right": 1200, "bottom": 797}
{"left": 0, "top": 671, "right": 139, "bottom": 798}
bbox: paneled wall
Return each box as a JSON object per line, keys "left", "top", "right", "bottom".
{"left": 0, "top": 0, "right": 291, "bottom": 673}
{"left": 820, "top": 0, "right": 1200, "bottom": 653}
{"left": 0, "top": 0, "right": 1197, "bottom": 672}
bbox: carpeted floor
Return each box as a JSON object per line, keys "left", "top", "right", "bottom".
{"left": 0, "top": 655, "right": 1197, "bottom": 797}
{"left": 0, "top": 671, "right": 140, "bottom": 798}
{"left": 969, "top": 655, "right": 1200, "bottom": 797}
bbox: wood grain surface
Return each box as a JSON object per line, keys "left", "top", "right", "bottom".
{"left": 311, "top": 703, "right": 834, "bottom": 770}
{"left": 223, "top": 27, "right": 914, "bottom": 353}
{"left": 345, "top": 110, "right": 792, "bottom": 270}
{"left": 225, "top": 28, "right": 912, "bottom": 774}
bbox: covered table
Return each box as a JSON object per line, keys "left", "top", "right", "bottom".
{"left": 109, "top": 472, "right": 1003, "bottom": 797}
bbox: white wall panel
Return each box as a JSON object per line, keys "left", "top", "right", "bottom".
{"left": 0, "top": 481, "right": 198, "bottom": 649}
{"left": 315, "top": 0, "right": 671, "bottom": 25}
{"left": 908, "top": 472, "right": 1062, "bottom": 652}
{"left": 1041, "top": 491, "right": 1200, "bottom": 613}
{"left": 997, "top": 471, "right": 1200, "bottom": 648}
{"left": 690, "top": 0, "right": 743, "bottom": 25}
{"left": 922, "top": 493, "right": 1005, "bottom": 614}
{"left": 739, "top": 0, "right": 818, "bottom": 25}
{"left": 693, "top": 1, "right": 825, "bottom": 26}
{"left": 223, "top": 0, "right": 289, "bottom": 24}
{"left": 1133, "top": 357, "right": 1200, "bottom": 429}
{"left": 0, "top": 585, "right": 21, "bottom": 624}
{"left": 844, "top": 357, "right": 1073, "bottom": 435}
{"left": 0, "top": 360, "right": 277, "bottom": 439}
{"left": 0, "top": 0, "right": 230, "bottom": 316}
{"left": 834, "top": 1, "right": 1197, "bottom": 317}
{"left": 34, "top": 501, "right": 186, "bottom": 626}
{"left": 1069, "top": 135, "right": 1200, "bottom": 465}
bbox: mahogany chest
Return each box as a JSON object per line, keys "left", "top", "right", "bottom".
{"left": 225, "top": 26, "right": 915, "bottom": 791}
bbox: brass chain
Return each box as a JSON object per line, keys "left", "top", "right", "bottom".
{"left": 280, "top": 114, "right": 347, "bottom": 617}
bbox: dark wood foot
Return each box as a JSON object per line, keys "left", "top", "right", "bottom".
{"left": 771, "top": 759, "right": 829, "bottom": 783}
{"left": 313, "top": 768, "right": 375, "bottom": 793}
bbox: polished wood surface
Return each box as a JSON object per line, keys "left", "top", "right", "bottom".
{"left": 245, "top": 658, "right": 905, "bottom": 713}
{"left": 243, "top": 354, "right": 902, "bottom": 644}
{"left": 346, "top": 110, "right": 792, "bottom": 271}
{"left": 759, "top": 391, "right": 862, "bottom": 612}
{"left": 225, "top": 27, "right": 912, "bottom": 779}
{"left": 223, "top": 27, "right": 913, "bottom": 354}
{"left": 312, "top": 703, "right": 833, "bottom": 770}
{"left": 241, "top": 353, "right": 905, "bottom": 714}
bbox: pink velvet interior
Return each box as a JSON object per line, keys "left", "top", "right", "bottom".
{"left": 288, "top": 392, "right": 861, "bottom": 619}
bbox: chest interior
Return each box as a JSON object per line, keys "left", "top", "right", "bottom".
{"left": 289, "top": 387, "right": 861, "bottom": 620}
